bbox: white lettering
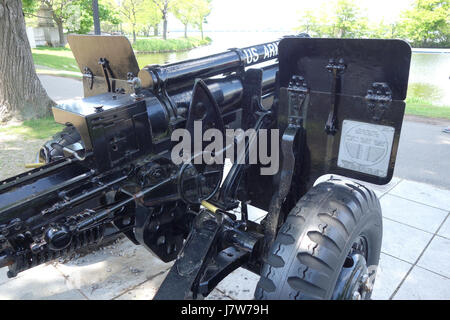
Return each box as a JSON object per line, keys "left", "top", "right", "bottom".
{"left": 264, "top": 45, "right": 270, "bottom": 59}
{"left": 268, "top": 43, "right": 275, "bottom": 58}
{"left": 251, "top": 47, "right": 258, "bottom": 63}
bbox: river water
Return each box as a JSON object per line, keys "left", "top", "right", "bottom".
{"left": 136, "top": 32, "right": 450, "bottom": 106}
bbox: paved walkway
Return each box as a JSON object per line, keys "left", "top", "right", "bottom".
{"left": 38, "top": 75, "right": 83, "bottom": 102}
{"left": 395, "top": 116, "right": 450, "bottom": 190}
{"left": 0, "top": 176, "right": 448, "bottom": 300}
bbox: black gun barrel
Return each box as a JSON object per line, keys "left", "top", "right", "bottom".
{"left": 166, "top": 63, "right": 278, "bottom": 116}
{"left": 140, "top": 40, "right": 280, "bottom": 89}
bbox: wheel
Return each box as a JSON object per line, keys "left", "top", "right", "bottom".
{"left": 38, "top": 124, "right": 82, "bottom": 163}
{"left": 255, "top": 178, "right": 382, "bottom": 300}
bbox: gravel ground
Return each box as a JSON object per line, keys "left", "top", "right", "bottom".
{"left": 0, "top": 134, "right": 48, "bottom": 180}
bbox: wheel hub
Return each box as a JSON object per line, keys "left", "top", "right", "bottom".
{"left": 332, "top": 236, "right": 374, "bottom": 300}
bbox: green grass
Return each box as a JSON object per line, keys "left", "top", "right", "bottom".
{"left": 405, "top": 103, "right": 450, "bottom": 119}
{"left": 0, "top": 117, "right": 62, "bottom": 140}
{"left": 32, "top": 46, "right": 79, "bottom": 72}
{"left": 132, "top": 37, "right": 212, "bottom": 53}
{"left": 31, "top": 37, "right": 212, "bottom": 73}
{"left": 405, "top": 87, "right": 450, "bottom": 119}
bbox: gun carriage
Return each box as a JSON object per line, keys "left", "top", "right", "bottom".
{"left": 0, "top": 35, "right": 411, "bottom": 300}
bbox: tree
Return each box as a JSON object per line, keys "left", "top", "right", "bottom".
{"left": 398, "top": 0, "right": 449, "bottom": 47}
{"left": 295, "top": 0, "right": 369, "bottom": 38}
{"left": 22, "top": 0, "right": 39, "bottom": 15}
{"left": 41, "top": 0, "right": 79, "bottom": 46}
{"left": 173, "top": 0, "right": 196, "bottom": 38}
{"left": 333, "top": 0, "right": 368, "bottom": 38}
{"left": 90, "top": 0, "right": 121, "bottom": 34}
{"left": 367, "top": 20, "right": 399, "bottom": 39}
{"left": 0, "top": 0, "right": 54, "bottom": 121}
{"left": 92, "top": 0, "right": 100, "bottom": 34}
{"left": 192, "top": 0, "right": 211, "bottom": 40}
{"left": 57, "top": 0, "right": 120, "bottom": 37}
{"left": 136, "top": 0, "right": 161, "bottom": 38}
{"left": 120, "top": 0, "right": 143, "bottom": 43}
{"left": 296, "top": 8, "right": 324, "bottom": 36}
{"left": 151, "top": 0, "right": 173, "bottom": 40}
{"left": 24, "top": 0, "right": 120, "bottom": 45}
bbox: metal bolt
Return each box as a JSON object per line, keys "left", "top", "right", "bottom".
{"left": 362, "top": 276, "right": 373, "bottom": 293}
{"left": 352, "top": 291, "right": 361, "bottom": 300}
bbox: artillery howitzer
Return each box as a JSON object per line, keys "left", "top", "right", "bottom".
{"left": 0, "top": 35, "right": 411, "bottom": 300}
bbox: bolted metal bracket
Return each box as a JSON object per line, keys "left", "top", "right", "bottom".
{"left": 325, "top": 58, "right": 346, "bottom": 135}
{"left": 154, "top": 209, "right": 224, "bottom": 300}
{"left": 365, "top": 82, "right": 393, "bottom": 121}
{"left": 287, "top": 74, "right": 309, "bottom": 120}
{"left": 83, "top": 67, "right": 94, "bottom": 90}
{"left": 98, "top": 57, "right": 116, "bottom": 92}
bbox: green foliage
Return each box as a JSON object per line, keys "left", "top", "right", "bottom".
{"left": 173, "top": 0, "right": 197, "bottom": 36}
{"left": 192, "top": 0, "right": 211, "bottom": 27}
{"left": 295, "top": 0, "right": 449, "bottom": 47}
{"left": 22, "top": 0, "right": 119, "bottom": 35}
{"left": 132, "top": 36, "right": 211, "bottom": 52}
{"left": 366, "top": 20, "right": 399, "bottom": 39}
{"left": 296, "top": 0, "right": 368, "bottom": 38}
{"left": 120, "top": 0, "right": 162, "bottom": 40}
{"left": 398, "top": 0, "right": 449, "bottom": 47}
{"left": 334, "top": 0, "right": 368, "bottom": 37}
{"left": 136, "top": 0, "right": 162, "bottom": 31}
{"left": 173, "top": 0, "right": 196, "bottom": 25}
{"left": 407, "top": 82, "right": 447, "bottom": 106}
{"left": 297, "top": 9, "right": 321, "bottom": 36}
{"left": 65, "top": 0, "right": 121, "bottom": 34}
{"left": 404, "top": 82, "right": 450, "bottom": 119}
{"left": 191, "top": 0, "right": 211, "bottom": 39}
{"left": 22, "top": 0, "right": 39, "bottom": 16}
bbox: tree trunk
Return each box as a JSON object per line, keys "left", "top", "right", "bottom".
{"left": 132, "top": 24, "right": 136, "bottom": 43}
{"left": 153, "top": 24, "right": 159, "bottom": 36}
{"left": 184, "top": 23, "right": 187, "bottom": 38}
{"left": 92, "top": 0, "right": 101, "bottom": 35}
{"left": 200, "top": 23, "right": 204, "bottom": 40}
{"left": 0, "top": 0, "right": 54, "bottom": 122}
{"left": 56, "top": 20, "right": 65, "bottom": 46}
{"left": 163, "top": 16, "right": 168, "bottom": 40}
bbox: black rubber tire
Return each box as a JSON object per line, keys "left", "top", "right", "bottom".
{"left": 39, "top": 125, "right": 82, "bottom": 163}
{"left": 255, "top": 178, "right": 382, "bottom": 300}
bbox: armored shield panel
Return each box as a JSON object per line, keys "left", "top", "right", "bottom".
{"left": 278, "top": 37, "right": 411, "bottom": 185}
{"left": 68, "top": 34, "right": 139, "bottom": 79}
{"left": 67, "top": 35, "right": 140, "bottom": 97}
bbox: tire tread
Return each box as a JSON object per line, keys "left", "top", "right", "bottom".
{"left": 255, "top": 178, "right": 382, "bottom": 300}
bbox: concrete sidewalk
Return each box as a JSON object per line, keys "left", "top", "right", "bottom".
{"left": 0, "top": 176, "right": 448, "bottom": 300}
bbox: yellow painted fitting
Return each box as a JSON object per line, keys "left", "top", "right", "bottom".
{"left": 201, "top": 200, "right": 219, "bottom": 213}
{"left": 25, "top": 163, "right": 45, "bottom": 168}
